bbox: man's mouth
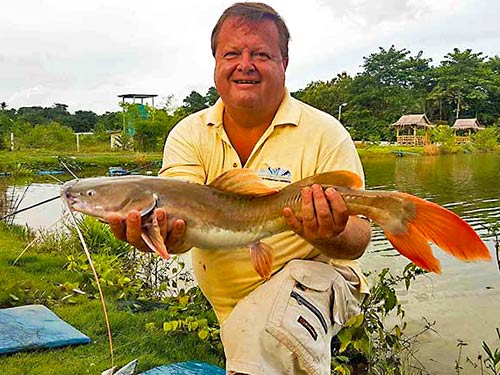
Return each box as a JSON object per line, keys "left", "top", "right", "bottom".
{"left": 233, "top": 80, "right": 260, "bottom": 84}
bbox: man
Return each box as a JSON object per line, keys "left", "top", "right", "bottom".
{"left": 109, "top": 3, "right": 371, "bottom": 374}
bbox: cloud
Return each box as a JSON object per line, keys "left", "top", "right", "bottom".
{"left": 0, "top": 0, "right": 498, "bottom": 114}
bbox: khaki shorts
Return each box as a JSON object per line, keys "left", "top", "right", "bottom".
{"left": 221, "top": 259, "right": 364, "bottom": 375}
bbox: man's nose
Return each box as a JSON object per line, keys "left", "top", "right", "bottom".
{"left": 237, "top": 51, "right": 255, "bottom": 73}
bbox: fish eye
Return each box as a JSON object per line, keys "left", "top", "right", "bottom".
{"left": 86, "top": 190, "right": 96, "bottom": 197}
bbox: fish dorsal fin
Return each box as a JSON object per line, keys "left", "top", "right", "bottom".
{"left": 209, "top": 169, "right": 278, "bottom": 196}
{"left": 296, "top": 170, "right": 363, "bottom": 189}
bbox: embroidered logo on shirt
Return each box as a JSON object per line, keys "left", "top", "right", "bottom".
{"left": 258, "top": 166, "right": 292, "bottom": 183}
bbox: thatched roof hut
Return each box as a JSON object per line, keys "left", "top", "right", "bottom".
{"left": 451, "top": 118, "right": 484, "bottom": 131}
{"left": 392, "top": 114, "right": 432, "bottom": 146}
{"left": 451, "top": 118, "right": 484, "bottom": 144}
{"left": 392, "top": 114, "right": 432, "bottom": 129}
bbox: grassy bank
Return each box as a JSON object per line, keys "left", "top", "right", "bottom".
{"left": 0, "top": 223, "right": 224, "bottom": 374}
{"left": 1, "top": 144, "right": 499, "bottom": 175}
{"left": 0, "top": 151, "right": 163, "bottom": 174}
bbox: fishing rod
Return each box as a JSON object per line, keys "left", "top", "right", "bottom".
{"left": 0, "top": 195, "right": 60, "bottom": 221}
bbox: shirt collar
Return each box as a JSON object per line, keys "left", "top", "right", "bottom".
{"left": 204, "top": 88, "right": 300, "bottom": 128}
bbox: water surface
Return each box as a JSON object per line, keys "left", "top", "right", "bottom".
{"left": 361, "top": 153, "right": 500, "bottom": 374}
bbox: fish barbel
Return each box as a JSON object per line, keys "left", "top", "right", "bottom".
{"left": 61, "top": 169, "right": 491, "bottom": 278}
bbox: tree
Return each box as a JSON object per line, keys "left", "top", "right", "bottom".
{"left": 182, "top": 90, "right": 208, "bottom": 115}
{"left": 17, "top": 106, "right": 48, "bottom": 125}
{"left": 205, "top": 86, "right": 220, "bottom": 106}
{"left": 18, "top": 122, "right": 74, "bottom": 151}
{"left": 482, "top": 56, "right": 500, "bottom": 125}
{"left": 347, "top": 46, "right": 432, "bottom": 140}
{"left": 67, "top": 110, "right": 98, "bottom": 132}
{"left": 292, "top": 73, "right": 354, "bottom": 121}
{"left": 96, "top": 111, "right": 121, "bottom": 132}
{"left": 429, "top": 48, "right": 490, "bottom": 122}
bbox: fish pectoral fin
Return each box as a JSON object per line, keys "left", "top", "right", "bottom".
{"left": 249, "top": 241, "right": 274, "bottom": 279}
{"left": 141, "top": 216, "right": 170, "bottom": 260}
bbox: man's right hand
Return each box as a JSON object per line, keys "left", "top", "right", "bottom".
{"left": 108, "top": 208, "right": 186, "bottom": 253}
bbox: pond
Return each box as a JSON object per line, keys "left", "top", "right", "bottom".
{"left": 361, "top": 153, "right": 500, "bottom": 374}
{"left": 5, "top": 152, "right": 500, "bottom": 374}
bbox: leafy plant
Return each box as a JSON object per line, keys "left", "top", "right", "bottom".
{"left": 482, "top": 332, "right": 500, "bottom": 375}
{"left": 457, "top": 328, "right": 500, "bottom": 374}
{"left": 159, "top": 288, "right": 223, "bottom": 355}
{"left": 332, "top": 263, "right": 429, "bottom": 374}
{"left": 472, "top": 128, "right": 499, "bottom": 152}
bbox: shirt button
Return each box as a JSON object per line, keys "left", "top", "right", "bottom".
{"left": 233, "top": 163, "right": 238, "bottom": 168}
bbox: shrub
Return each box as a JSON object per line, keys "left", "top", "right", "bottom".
{"left": 472, "top": 128, "right": 499, "bottom": 151}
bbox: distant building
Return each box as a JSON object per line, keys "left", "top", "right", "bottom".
{"left": 117, "top": 94, "right": 158, "bottom": 136}
{"left": 451, "top": 118, "right": 484, "bottom": 144}
{"left": 392, "top": 114, "right": 433, "bottom": 146}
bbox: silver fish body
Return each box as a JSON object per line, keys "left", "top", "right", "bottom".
{"left": 61, "top": 169, "right": 491, "bottom": 276}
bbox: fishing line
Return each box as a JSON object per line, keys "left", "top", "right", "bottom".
{"left": 2, "top": 159, "right": 70, "bottom": 221}
{"left": 66, "top": 206, "right": 114, "bottom": 367}
{"left": 0, "top": 195, "right": 60, "bottom": 221}
{"left": 45, "top": 173, "right": 65, "bottom": 184}
{"left": 59, "top": 159, "right": 79, "bottom": 180}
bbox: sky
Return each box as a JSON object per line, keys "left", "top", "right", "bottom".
{"left": 1, "top": 0, "right": 499, "bottom": 114}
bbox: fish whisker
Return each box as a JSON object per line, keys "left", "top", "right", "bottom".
{"left": 65, "top": 203, "right": 114, "bottom": 367}
{"left": 59, "top": 158, "right": 79, "bottom": 180}
{"left": 12, "top": 217, "right": 65, "bottom": 265}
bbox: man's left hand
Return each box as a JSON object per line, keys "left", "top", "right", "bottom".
{"left": 283, "top": 184, "right": 348, "bottom": 243}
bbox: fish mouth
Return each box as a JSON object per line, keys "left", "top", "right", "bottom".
{"left": 60, "top": 180, "right": 79, "bottom": 208}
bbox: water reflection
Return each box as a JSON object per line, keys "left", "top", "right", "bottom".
{"left": 363, "top": 153, "right": 500, "bottom": 255}
{"left": 362, "top": 153, "right": 500, "bottom": 375}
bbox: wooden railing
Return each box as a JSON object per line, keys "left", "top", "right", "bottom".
{"left": 396, "top": 135, "right": 428, "bottom": 146}
{"left": 455, "top": 136, "right": 471, "bottom": 144}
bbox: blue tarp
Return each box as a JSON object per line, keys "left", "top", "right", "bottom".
{"left": 139, "top": 361, "right": 224, "bottom": 375}
{"left": 0, "top": 304, "right": 91, "bottom": 354}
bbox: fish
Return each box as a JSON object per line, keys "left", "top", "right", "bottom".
{"left": 61, "top": 169, "right": 491, "bottom": 278}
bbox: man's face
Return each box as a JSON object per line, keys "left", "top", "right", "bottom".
{"left": 214, "top": 17, "right": 288, "bottom": 114}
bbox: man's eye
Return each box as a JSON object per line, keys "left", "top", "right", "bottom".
{"left": 253, "top": 52, "right": 270, "bottom": 60}
{"left": 223, "top": 51, "right": 238, "bottom": 58}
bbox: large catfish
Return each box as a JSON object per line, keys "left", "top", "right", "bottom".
{"left": 61, "top": 169, "right": 491, "bottom": 278}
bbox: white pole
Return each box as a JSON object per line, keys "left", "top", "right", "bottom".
{"left": 338, "top": 102, "right": 347, "bottom": 121}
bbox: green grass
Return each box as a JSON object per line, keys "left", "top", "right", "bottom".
{"left": 0, "top": 150, "right": 163, "bottom": 172}
{"left": 0, "top": 224, "right": 224, "bottom": 374}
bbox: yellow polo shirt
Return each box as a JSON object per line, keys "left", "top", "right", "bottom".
{"left": 160, "top": 90, "right": 368, "bottom": 323}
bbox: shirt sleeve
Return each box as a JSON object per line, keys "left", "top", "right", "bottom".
{"left": 316, "top": 134, "right": 365, "bottom": 189}
{"left": 158, "top": 119, "right": 206, "bottom": 184}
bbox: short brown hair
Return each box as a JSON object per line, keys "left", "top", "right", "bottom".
{"left": 210, "top": 2, "right": 290, "bottom": 61}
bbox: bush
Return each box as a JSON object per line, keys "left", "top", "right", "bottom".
{"left": 472, "top": 128, "right": 499, "bottom": 151}
{"left": 18, "top": 122, "right": 74, "bottom": 151}
{"left": 430, "top": 125, "right": 459, "bottom": 153}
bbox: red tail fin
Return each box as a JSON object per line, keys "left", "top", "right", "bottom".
{"left": 384, "top": 193, "right": 491, "bottom": 273}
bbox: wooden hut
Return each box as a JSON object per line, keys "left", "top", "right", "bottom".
{"left": 392, "top": 114, "right": 432, "bottom": 146}
{"left": 451, "top": 118, "right": 484, "bottom": 144}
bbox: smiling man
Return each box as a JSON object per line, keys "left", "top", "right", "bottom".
{"left": 109, "top": 3, "right": 371, "bottom": 374}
